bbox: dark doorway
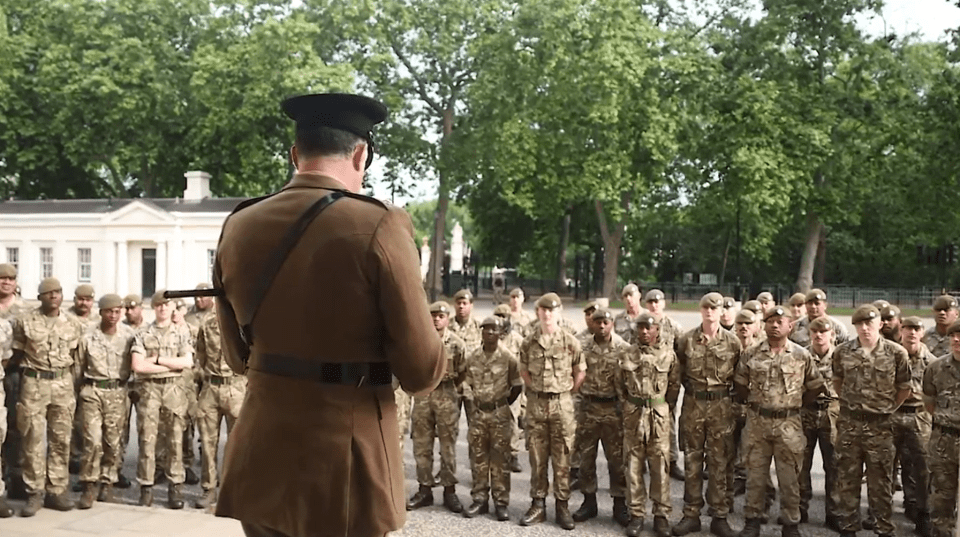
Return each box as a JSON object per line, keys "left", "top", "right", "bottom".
{"left": 142, "top": 248, "right": 156, "bottom": 299}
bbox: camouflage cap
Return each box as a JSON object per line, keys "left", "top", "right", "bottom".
{"left": 0, "top": 263, "right": 16, "bottom": 278}
{"left": 735, "top": 310, "right": 756, "bottom": 324}
{"left": 621, "top": 283, "right": 640, "bottom": 297}
{"left": 901, "top": 316, "right": 924, "bottom": 330}
{"left": 742, "top": 300, "right": 761, "bottom": 314}
{"left": 805, "top": 288, "right": 827, "bottom": 303}
{"left": 509, "top": 287, "right": 524, "bottom": 297}
{"left": 757, "top": 291, "right": 774, "bottom": 303}
{"left": 872, "top": 299, "right": 891, "bottom": 310}
{"left": 196, "top": 282, "right": 212, "bottom": 290}
{"left": 582, "top": 301, "right": 600, "bottom": 314}
{"left": 880, "top": 305, "right": 901, "bottom": 320}
{"left": 591, "top": 308, "right": 615, "bottom": 322}
{"left": 123, "top": 294, "right": 142, "bottom": 308}
{"left": 933, "top": 295, "right": 958, "bottom": 311}
{"left": 851, "top": 304, "right": 880, "bottom": 324}
{"left": 98, "top": 293, "right": 123, "bottom": 310}
{"left": 536, "top": 293, "right": 562, "bottom": 309}
{"left": 699, "top": 292, "right": 724, "bottom": 308}
{"left": 722, "top": 296, "right": 736, "bottom": 308}
{"left": 636, "top": 312, "right": 659, "bottom": 326}
{"left": 788, "top": 293, "right": 806, "bottom": 307}
{"left": 947, "top": 320, "right": 960, "bottom": 336}
{"left": 808, "top": 316, "right": 832, "bottom": 332}
{"left": 763, "top": 305, "right": 791, "bottom": 322}
{"left": 151, "top": 289, "right": 170, "bottom": 307}
{"left": 644, "top": 289, "right": 665, "bottom": 302}
{"left": 479, "top": 316, "right": 501, "bottom": 328}
{"left": 75, "top": 284, "right": 95, "bottom": 298}
{"left": 429, "top": 301, "right": 452, "bottom": 315}
{"left": 38, "top": 277, "right": 62, "bottom": 295}
{"left": 493, "top": 304, "right": 511, "bottom": 317}
{"left": 452, "top": 289, "right": 473, "bottom": 302}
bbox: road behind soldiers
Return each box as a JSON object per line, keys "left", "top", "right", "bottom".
{"left": 2, "top": 302, "right": 932, "bottom": 536}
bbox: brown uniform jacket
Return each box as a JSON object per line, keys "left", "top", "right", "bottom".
{"left": 213, "top": 173, "right": 445, "bottom": 537}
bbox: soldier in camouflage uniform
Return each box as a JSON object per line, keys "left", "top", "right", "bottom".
{"left": 617, "top": 312, "right": 680, "bottom": 537}
{"left": 114, "top": 294, "right": 145, "bottom": 490}
{"left": 755, "top": 292, "right": 775, "bottom": 315}
{"left": 462, "top": 316, "right": 523, "bottom": 521}
{"left": 1, "top": 263, "right": 29, "bottom": 505}
{"left": 572, "top": 308, "right": 630, "bottom": 527}
{"left": 407, "top": 301, "right": 467, "bottom": 513}
{"left": 790, "top": 289, "right": 850, "bottom": 347}
{"left": 0, "top": 268, "right": 17, "bottom": 517}
{"left": 895, "top": 316, "right": 934, "bottom": 536}
{"left": 787, "top": 293, "right": 806, "bottom": 323}
{"left": 67, "top": 284, "right": 98, "bottom": 476}
{"left": 923, "top": 295, "right": 958, "bottom": 359}
{"left": 518, "top": 292, "right": 585, "bottom": 530}
{"left": 180, "top": 284, "right": 215, "bottom": 486}
{"left": 508, "top": 288, "right": 534, "bottom": 336}
{"left": 193, "top": 305, "right": 246, "bottom": 509}
{"left": 11, "top": 277, "right": 85, "bottom": 516}
{"left": 75, "top": 294, "right": 135, "bottom": 509}
{"left": 730, "top": 309, "right": 759, "bottom": 498}
{"left": 734, "top": 306, "right": 824, "bottom": 537}
{"left": 577, "top": 301, "right": 599, "bottom": 344}
{"left": 673, "top": 292, "right": 740, "bottom": 537}
{"left": 719, "top": 297, "right": 737, "bottom": 332}
{"left": 451, "top": 289, "right": 482, "bottom": 351}
{"left": 569, "top": 300, "right": 600, "bottom": 491}
{"left": 615, "top": 284, "right": 644, "bottom": 344}
{"left": 880, "top": 305, "right": 902, "bottom": 343}
{"left": 833, "top": 305, "right": 912, "bottom": 537}
{"left": 921, "top": 319, "right": 960, "bottom": 537}
{"left": 130, "top": 290, "right": 194, "bottom": 510}
{"left": 644, "top": 288, "right": 685, "bottom": 482}
{"left": 494, "top": 304, "right": 525, "bottom": 473}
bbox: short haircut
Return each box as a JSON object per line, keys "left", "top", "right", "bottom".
{"left": 296, "top": 126, "right": 364, "bottom": 159}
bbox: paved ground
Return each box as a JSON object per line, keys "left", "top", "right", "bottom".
{"left": 2, "top": 300, "right": 933, "bottom": 536}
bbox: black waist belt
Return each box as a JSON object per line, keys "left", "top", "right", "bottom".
{"left": 251, "top": 354, "right": 392, "bottom": 387}
{"left": 750, "top": 403, "right": 800, "bottom": 419}
{"left": 532, "top": 391, "right": 562, "bottom": 399}
{"left": 625, "top": 394, "right": 666, "bottom": 407}
{"left": 584, "top": 394, "right": 618, "bottom": 403}
{"left": 840, "top": 407, "right": 891, "bottom": 422}
{"left": 207, "top": 375, "right": 240, "bottom": 386}
{"left": 691, "top": 389, "right": 730, "bottom": 401}
{"left": 142, "top": 377, "right": 179, "bottom": 384}
{"left": 897, "top": 405, "right": 921, "bottom": 414}
{"left": 804, "top": 400, "right": 833, "bottom": 411}
{"left": 476, "top": 399, "right": 509, "bottom": 412}
{"left": 934, "top": 423, "right": 960, "bottom": 437}
{"left": 23, "top": 368, "right": 68, "bottom": 380}
{"left": 84, "top": 378, "right": 123, "bottom": 389}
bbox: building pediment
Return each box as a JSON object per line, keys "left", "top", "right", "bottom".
{"left": 102, "top": 200, "right": 175, "bottom": 225}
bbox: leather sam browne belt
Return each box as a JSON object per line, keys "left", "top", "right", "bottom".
{"left": 749, "top": 403, "right": 800, "bottom": 419}
{"left": 23, "top": 368, "right": 69, "bottom": 380}
{"left": 251, "top": 353, "right": 392, "bottom": 387}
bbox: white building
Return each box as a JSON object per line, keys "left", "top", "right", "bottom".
{"left": 0, "top": 171, "right": 243, "bottom": 300}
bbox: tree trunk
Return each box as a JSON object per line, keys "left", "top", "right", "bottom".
{"left": 555, "top": 206, "right": 572, "bottom": 292}
{"left": 719, "top": 229, "right": 731, "bottom": 286}
{"left": 796, "top": 211, "right": 822, "bottom": 293}
{"left": 595, "top": 191, "right": 631, "bottom": 299}
{"left": 425, "top": 106, "right": 455, "bottom": 301}
{"left": 815, "top": 231, "right": 826, "bottom": 286}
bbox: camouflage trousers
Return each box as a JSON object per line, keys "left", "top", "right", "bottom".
{"left": 678, "top": 393, "right": 733, "bottom": 518}
{"left": 17, "top": 374, "right": 75, "bottom": 495}
{"left": 394, "top": 386, "right": 412, "bottom": 450}
{"left": 116, "top": 387, "right": 134, "bottom": 474}
{"left": 158, "top": 371, "right": 199, "bottom": 470}
{"left": 893, "top": 408, "right": 931, "bottom": 513}
{"left": 197, "top": 377, "right": 246, "bottom": 491}
{"left": 2, "top": 366, "right": 21, "bottom": 476}
{"left": 526, "top": 391, "right": 575, "bottom": 500}
{"left": 575, "top": 397, "right": 625, "bottom": 496}
{"left": 78, "top": 383, "right": 126, "bottom": 484}
{"left": 799, "top": 402, "right": 839, "bottom": 517}
{"left": 136, "top": 378, "right": 188, "bottom": 486}
{"left": 509, "top": 391, "right": 525, "bottom": 455}
{"left": 928, "top": 426, "right": 959, "bottom": 536}
{"left": 467, "top": 402, "right": 513, "bottom": 505}
{"left": 411, "top": 383, "right": 460, "bottom": 487}
{"left": 0, "top": 373, "right": 6, "bottom": 497}
{"left": 623, "top": 402, "right": 672, "bottom": 519}
{"left": 743, "top": 412, "right": 804, "bottom": 523}
{"left": 569, "top": 393, "right": 581, "bottom": 469}
{"left": 834, "top": 412, "right": 896, "bottom": 535}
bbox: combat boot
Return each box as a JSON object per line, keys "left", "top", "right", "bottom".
{"left": 915, "top": 511, "right": 932, "bottom": 537}
{"left": 519, "top": 498, "right": 546, "bottom": 526}
{"left": 672, "top": 516, "right": 702, "bottom": 536}
{"left": 185, "top": 467, "right": 200, "bottom": 485}
{"left": 0, "top": 497, "right": 12, "bottom": 518}
{"left": 20, "top": 492, "right": 43, "bottom": 517}
{"left": 569, "top": 467, "right": 581, "bottom": 490}
{"left": 167, "top": 483, "right": 184, "bottom": 509}
{"left": 463, "top": 499, "right": 488, "bottom": 518}
{"left": 195, "top": 488, "right": 217, "bottom": 509}
{"left": 556, "top": 499, "right": 575, "bottom": 530}
{"left": 626, "top": 517, "right": 645, "bottom": 537}
{"left": 78, "top": 482, "right": 98, "bottom": 509}
{"left": 780, "top": 524, "right": 801, "bottom": 537}
{"left": 116, "top": 472, "right": 132, "bottom": 489}
{"left": 572, "top": 492, "right": 597, "bottom": 522}
{"left": 99, "top": 483, "right": 117, "bottom": 504}
{"left": 442, "top": 485, "right": 462, "bottom": 513}
{"left": 509, "top": 454, "right": 522, "bottom": 473}
{"left": 825, "top": 513, "right": 841, "bottom": 532}
{"left": 738, "top": 518, "right": 761, "bottom": 537}
{"left": 612, "top": 495, "right": 630, "bottom": 527}
{"left": 861, "top": 510, "right": 876, "bottom": 530}
{"left": 710, "top": 517, "right": 736, "bottom": 537}
{"left": 494, "top": 504, "right": 510, "bottom": 521}
{"left": 406, "top": 485, "right": 433, "bottom": 510}
{"left": 138, "top": 485, "right": 153, "bottom": 507}
{"left": 653, "top": 516, "right": 671, "bottom": 537}
{"left": 670, "top": 461, "right": 685, "bottom": 481}
{"left": 45, "top": 491, "right": 75, "bottom": 511}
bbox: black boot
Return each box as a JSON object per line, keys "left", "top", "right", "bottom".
{"left": 167, "top": 483, "right": 184, "bottom": 510}
{"left": 495, "top": 503, "right": 510, "bottom": 521}
{"left": 115, "top": 472, "right": 132, "bottom": 489}
{"left": 463, "top": 499, "right": 488, "bottom": 518}
{"left": 509, "top": 454, "right": 522, "bottom": 473}
{"left": 670, "top": 461, "right": 686, "bottom": 481}
{"left": 915, "top": 511, "right": 932, "bottom": 537}
{"left": 520, "top": 498, "right": 546, "bottom": 526}
{"left": 442, "top": 485, "right": 463, "bottom": 513}
{"left": 20, "top": 492, "right": 42, "bottom": 517}
{"left": 653, "top": 516, "right": 670, "bottom": 537}
{"left": 572, "top": 492, "right": 597, "bottom": 522}
{"left": 78, "top": 482, "right": 97, "bottom": 509}
{"left": 569, "top": 467, "right": 580, "bottom": 490}
{"left": 44, "top": 492, "right": 75, "bottom": 511}
{"left": 0, "top": 496, "right": 12, "bottom": 518}
{"left": 556, "top": 499, "right": 575, "bottom": 530}
{"left": 672, "top": 516, "right": 702, "bottom": 536}
{"left": 710, "top": 517, "right": 736, "bottom": 537}
{"left": 139, "top": 485, "right": 153, "bottom": 507}
{"left": 861, "top": 509, "right": 876, "bottom": 530}
{"left": 406, "top": 485, "right": 433, "bottom": 510}
{"left": 612, "top": 495, "right": 630, "bottom": 527}
{"left": 780, "top": 524, "right": 801, "bottom": 537}
{"left": 739, "top": 518, "right": 761, "bottom": 537}
{"left": 627, "top": 517, "right": 645, "bottom": 537}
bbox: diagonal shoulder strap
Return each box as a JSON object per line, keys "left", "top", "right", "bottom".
{"left": 237, "top": 190, "right": 346, "bottom": 347}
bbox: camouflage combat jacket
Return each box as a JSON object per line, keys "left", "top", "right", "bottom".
{"left": 520, "top": 325, "right": 584, "bottom": 394}
{"left": 79, "top": 324, "right": 135, "bottom": 381}
{"left": 833, "top": 337, "right": 912, "bottom": 414}
{"left": 735, "top": 340, "right": 824, "bottom": 410}
{"left": 131, "top": 321, "right": 192, "bottom": 380}
{"left": 12, "top": 308, "right": 84, "bottom": 371}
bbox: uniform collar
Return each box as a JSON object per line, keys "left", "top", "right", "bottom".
{"left": 282, "top": 172, "right": 349, "bottom": 192}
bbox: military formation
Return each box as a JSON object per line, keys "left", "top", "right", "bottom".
{"left": 0, "top": 263, "right": 243, "bottom": 517}
{"left": 399, "top": 285, "right": 960, "bottom": 537}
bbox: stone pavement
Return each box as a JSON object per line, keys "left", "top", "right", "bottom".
{"left": 0, "top": 503, "right": 243, "bottom": 537}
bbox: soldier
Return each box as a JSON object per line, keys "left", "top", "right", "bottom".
{"left": 450, "top": 289, "right": 482, "bottom": 351}
{"left": 720, "top": 297, "right": 737, "bottom": 332}
{"left": 507, "top": 287, "right": 534, "bottom": 332}
{"left": 799, "top": 317, "right": 841, "bottom": 530}
{"left": 735, "top": 306, "right": 824, "bottom": 537}
{"left": 518, "top": 292, "right": 585, "bottom": 530}
{"left": 618, "top": 312, "right": 680, "bottom": 537}
{"left": 880, "top": 305, "right": 902, "bottom": 342}
{"left": 615, "top": 284, "right": 644, "bottom": 344}
{"left": 122, "top": 295, "right": 145, "bottom": 329}
{"left": 673, "top": 292, "right": 740, "bottom": 537}
{"left": 573, "top": 308, "right": 630, "bottom": 527}
{"left": 394, "top": 378, "right": 412, "bottom": 452}
{"left": 68, "top": 284, "right": 100, "bottom": 326}
{"left": 730, "top": 309, "right": 759, "bottom": 497}
{"left": 494, "top": 304, "right": 525, "bottom": 473}
{"left": 896, "top": 316, "right": 934, "bottom": 536}
{"left": 644, "top": 288, "right": 685, "bottom": 481}
{"left": 75, "top": 294, "right": 135, "bottom": 508}
{"left": 1, "top": 263, "right": 29, "bottom": 503}
{"left": 756, "top": 292, "right": 775, "bottom": 315}
{"left": 462, "top": 316, "right": 523, "bottom": 520}
{"left": 790, "top": 288, "right": 850, "bottom": 347}
{"left": 577, "top": 301, "right": 600, "bottom": 344}
{"left": 180, "top": 287, "right": 212, "bottom": 487}
{"left": 492, "top": 271, "right": 506, "bottom": 306}
{"left": 922, "top": 319, "right": 960, "bottom": 537}
{"left": 923, "top": 295, "right": 958, "bottom": 358}
{"left": 130, "top": 290, "right": 193, "bottom": 509}
{"left": 787, "top": 293, "right": 806, "bottom": 322}
{"left": 407, "top": 301, "right": 467, "bottom": 513}
{"left": 115, "top": 294, "right": 144, "bottom": 490}
{"left": 833, "top": 305, "right": 912, "bottom": 537}
{"left": 193, "top": 306, "right": 247, "bottom": 509}
{"left": 10, "top": 277, "right": 85, "bottom": 516}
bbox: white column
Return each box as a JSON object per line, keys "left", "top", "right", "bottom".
{"left": 169, "top": 229, "right": 184, "bottom": 290}
{"left": 104, "top": 240, "right": 116, "bottom": 293}
{"left": 155, "top": 240, "right": 167, "bottom": 290}
{"left": 116, "top": 241, "right": 129, "bottom": 296}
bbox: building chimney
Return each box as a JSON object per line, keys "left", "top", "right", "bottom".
{"left": 183, "top": 171, "right": 211, "bottom": 201}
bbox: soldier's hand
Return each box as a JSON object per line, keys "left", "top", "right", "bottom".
{"left": 128, "top": 389, "right": 140, "bottom": 405}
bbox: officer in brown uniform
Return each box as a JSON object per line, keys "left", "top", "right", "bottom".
{"left": 833, "top": 305, "right": 912, "bottom": 537}
{"left": 212, "top": 93, "right": 445, "bottom": 537}
{"left": 924, "top": 295, "right": 958, "bottom": 358}
{"left": 407, "top": 301, "right": 467, "bottom": 513}
{"left": 644, "top": 288, "right": 685, "bottom": 481}
{"left": 519, "top": 292, "right": 585, "bottom": 530}
{"left": 615, "top": 284, "right": 644, "bottom": 344}
{"left": 618, "top": 312, "right": 680, "bottom": 537}
{"left": 573, "top": 308, "right": 630, "bottom": 527}
{"left": 673, "top": 292, "right": 740, "bottom": 537}
{"left": 734, "top": 306, "right": 824, "bottom": 537}
{"left": 1, "top": 263, "right": 28, "bottom": 505}
{"left": 75, "top": 294, "right": 135, "bottom": 508}
{"left": 922, "top": 319, "right": 960, "bottom": 537}
{"left": 11, "top": 277, "right": 85, "bottom": 516}
{"left": 896, "top": 316, "right": 934, "bottom": 536}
